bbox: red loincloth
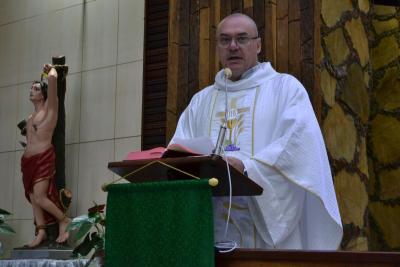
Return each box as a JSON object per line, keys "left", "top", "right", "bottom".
{"left": 21, "top": 146, "right": 62, "bottom": 225}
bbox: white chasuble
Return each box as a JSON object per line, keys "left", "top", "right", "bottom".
{"left": 171, "top": 62, "right": 343, "bottom": 250}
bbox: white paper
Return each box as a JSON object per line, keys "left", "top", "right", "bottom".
{"left": 168, "top": 137, "right": 214, "bottom": 155}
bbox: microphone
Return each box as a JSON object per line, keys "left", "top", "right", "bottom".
{"left": 212, "top": 68, "right": 232, "bottom": 157}
{"left": 212, "top": 123, "right": 226, "bottom": 156}
{"left": 223, "top": 67, "right": 232, "bottom": 79}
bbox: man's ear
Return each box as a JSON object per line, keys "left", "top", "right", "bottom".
{"left": 256, "top": 38, "right": 261, "bottom": 54}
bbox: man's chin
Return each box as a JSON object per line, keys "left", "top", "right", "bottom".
{"left": 226, "top": 59, "right": 243, "bottom": 67}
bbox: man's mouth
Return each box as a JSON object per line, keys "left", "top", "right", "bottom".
{"left": 228, "top": 56, "right": 242, "bottom": 61}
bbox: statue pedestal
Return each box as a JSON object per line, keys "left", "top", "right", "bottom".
{"left": 11, "top": 222, "right": 73, "bottom": 260}
{"left": 11, "top": 247, "right": 73, "bottom": 260}
{"left": 0, "top": 259, "right": 88, "bottom": 267}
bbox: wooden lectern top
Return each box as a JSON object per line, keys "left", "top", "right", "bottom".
{"left": 215, "top": 249, "right": 400, "bottom": 267}
{"left": 108, "top": 155, "right": 263, "bottom": 196}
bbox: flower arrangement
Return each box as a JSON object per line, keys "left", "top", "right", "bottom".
{"left": 0, "top": 208, "right": 15, "bottom": 256}
{"left": 66, "top": 203, "right": 105, "bottom": 266}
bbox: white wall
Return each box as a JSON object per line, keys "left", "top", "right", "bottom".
{"left": 0, "top": 0, "right": 144, "bottom": 257}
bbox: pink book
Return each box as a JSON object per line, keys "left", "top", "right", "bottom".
{"left": 124, "top": 137, "right": 214, "bottom": 160}
{"left": 124, "top": 147, "right": 165, "bottom": 160}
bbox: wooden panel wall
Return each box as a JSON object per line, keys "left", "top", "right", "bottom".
{"left": 142, "top": 0, "right": 169, "bottom": 149}
{"left": 167, "top": 0, "right": 321, "bottom": 142}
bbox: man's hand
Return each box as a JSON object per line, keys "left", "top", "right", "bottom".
{"left": 225, "top": 156, "right": 245, "bottom": 173}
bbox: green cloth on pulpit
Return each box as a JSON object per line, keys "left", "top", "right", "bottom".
{"left": 105, "top": 179, "right": 214, "bottom": 267}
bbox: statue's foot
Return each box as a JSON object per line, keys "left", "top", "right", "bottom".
{"left": 28, "top": 229, "right": 47, "bottom": 248}
{"left": 56, "top": 216, "right": 71, "bottom": 243}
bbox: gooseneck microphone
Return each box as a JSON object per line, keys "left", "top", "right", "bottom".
{"left": 213, "top": 67, "right": 237, "bottom": 253}
{"left": 212, "top": 68, "right": 232, "bottom": 157}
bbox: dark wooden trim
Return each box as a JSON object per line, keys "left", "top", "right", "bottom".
{"left": 299, "top": 0, "right": 322, "bottom": 121}
{"left": 313, "top": 0, "right": 322, "bottom": 122}
{"left": 373, "top": 0, "right": 400, "bottom": 6}
{"left": 216, "top": 249, "right": 400, "bottom": 264}
{"left": 142, "top": 0, "right": 169, "bottom": 149}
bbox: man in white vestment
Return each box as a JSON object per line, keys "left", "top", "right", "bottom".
{"left": 170, "top": 13, "right": 343, "bottom": 249}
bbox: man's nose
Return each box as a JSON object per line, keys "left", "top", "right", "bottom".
{"left": 228, "top": 38, "right": 239, "bottom": 50}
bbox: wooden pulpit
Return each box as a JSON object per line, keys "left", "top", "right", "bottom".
{"left": 108, "top": 156, "right": 400, "bottom": 266}
{"left": 106, "top": 155, "right": 260, "bottom": 267}
{"left": 108, "top": 155, "right": 263, "bottom": 196}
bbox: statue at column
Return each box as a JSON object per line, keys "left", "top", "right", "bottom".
{"left": 19, "top": 64, "right": 71, "bottom": 247}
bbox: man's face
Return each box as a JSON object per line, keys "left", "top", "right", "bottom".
{"left": 29, "top": 82, "right": 43, "bottom": 102}
{"left": 217, "top": 16, "right": 261, "bottom": 81}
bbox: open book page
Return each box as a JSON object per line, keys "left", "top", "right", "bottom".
{"left": 163, "top": 137, "right": 215, "bottom": 158}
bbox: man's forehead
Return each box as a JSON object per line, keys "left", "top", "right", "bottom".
{"left": 217, "top": 16, "right": 257, "bottom": 36}
{"left": 31, "top": 82, "right": 41, "bottom": 88}
{"left": 219, "top": 32, "right": 251, "bottom": 37}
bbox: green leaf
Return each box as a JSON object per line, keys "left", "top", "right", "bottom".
{"left": 0, "top": 209, "right": 11, "bottom": 216}
{"left": 88, "top": 204, "right": 105, "bottom": 217}
{"left": 90, "top": 232, "right": 104, "bottom": 250}
{"left": 92, "top": 212, "right": 103, "bottom": 224}
{"left": 75, "top": 222, "right": 94, "bottom": 242}
{"left": 0, "top": 223, "right": 16, "bottom": 234}
{"left": 66, "top": 215, "right": 91, "bottom": 231}
{"left": 73, "top": 234, "right": 93, "bottom": 256}
{"left": 73, "top": 232, "right": 104, "bottom": 257}
{"left": 66, "top": 215, "right": 96, "bottom": 241}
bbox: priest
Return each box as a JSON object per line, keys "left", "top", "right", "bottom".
{"left": 170, "top": 13, "right": 343, "bottom": 249}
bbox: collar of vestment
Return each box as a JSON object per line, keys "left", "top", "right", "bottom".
{"left": 214, "top": 62, "right": 279, "bottom": 92}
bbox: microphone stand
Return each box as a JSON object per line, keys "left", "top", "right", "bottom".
{"left": 211, "top": 68, "right": 232, "bottom": 160}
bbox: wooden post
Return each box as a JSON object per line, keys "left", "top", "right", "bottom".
{"left": 167, "top": 0, "right": 190, "bottom": 142}
{"left": 51, "top": 55, "right": 68, "bottom": 190}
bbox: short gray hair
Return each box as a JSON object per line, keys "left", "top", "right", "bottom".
{"left": 216, "top": 13, "right": 259, "bottom": 37}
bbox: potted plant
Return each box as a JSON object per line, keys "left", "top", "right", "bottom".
{"left": 0, "top": 208, "right": 15, "bottom": 256}
{"left": 67, "top": 203, "right": 105, "bottom": 267}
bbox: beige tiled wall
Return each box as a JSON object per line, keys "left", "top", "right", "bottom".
{"left": 0, "top": 0, "right": 144, "bottom": 256}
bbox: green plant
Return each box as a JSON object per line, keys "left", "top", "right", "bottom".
{"left": 66, "top": 203, "right": 105, "bottom": 266}
{"left": 0, "top": 208, "right": 15, "bottom": 256}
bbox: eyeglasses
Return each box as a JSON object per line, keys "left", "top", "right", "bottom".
{"left": 217, "top": 35, "right": 259, "bottom": 48}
